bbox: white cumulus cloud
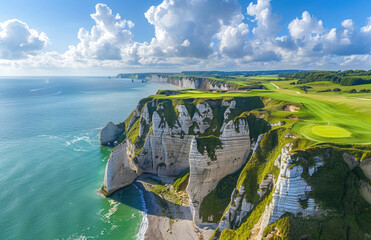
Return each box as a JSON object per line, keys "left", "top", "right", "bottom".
{"left": 0, "top": 19, "right": 48, "bottom": 60}
{"left": 140, "top": 0, "right": 241, "bottom": 60}
{"left": 66, "top": 3, "right": 135, "bottom": 61}
{"left": 246, "top": 0, "right": 281, "bottom": 38}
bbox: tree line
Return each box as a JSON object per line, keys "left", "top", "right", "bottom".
{"left": 278, "top": 70, "right": 371, "bottom": 86}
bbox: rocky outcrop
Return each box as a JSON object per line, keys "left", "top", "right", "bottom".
{"left": 99, "top": 122, "right": 123, "bottom": 146}
{"left": 256, "top": 144, "right": 322, "bottom": 239}
{"left": 257, "top": 174, "right": 275, "bottom": 198}
{"left": 343, "top": 153, "right": 371, "bottom": 179}
{"left": 343, "top": 153, "right": 371, "bottom": 205}
{"left": 192, "top": 102, "right": 214, "bottom": 134}
{"left": 103, "top": 142, "right": 138, "bottom": 194}
{"left": 187, "top": 118, "right": 251, "bottom": 224}
{"left": 219, "top": 186, "right": 254, "bottom": 231}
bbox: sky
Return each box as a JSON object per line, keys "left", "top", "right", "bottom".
{"left": 0, "top": 0, "right": 371, "bottom": 75}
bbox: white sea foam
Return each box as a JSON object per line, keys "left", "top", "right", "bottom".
{"left": 51, "top": 91, "right": 62, "bottom": 96}
{"left": 30, "top": 88, "right": 43, "bottom": 92}
{"left": 67, "top": 233, "right": 92, "bottom": 240}
{"left": 97, "top": 199, "right": 120, "bottom": 224}
{"left": 133, "top": 184, "right": 148, "bottom": 240}
{"left": 73, "top": 148, "right": 87, "bottom": 152}
{"left": 66, "top": 135, "right": 93, "bottom": 147}
{"left": 72, "top": 136, "right": 91, "bottom": 144}
{"left": 37, "top": 134, "right": 59, "bottom": 140}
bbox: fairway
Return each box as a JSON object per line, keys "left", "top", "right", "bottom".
{"left": 311, "top": 125, "right": 351, "bottom": 138}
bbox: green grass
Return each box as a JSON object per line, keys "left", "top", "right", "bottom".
{"left": 200, "top": 169, "right": 242, "bottom": 223}
{"left": 246, "top": 74, "right": 278, "bottom": 80}
{"left": 173, "top": 168, "right": 190, "bottom": 191}
{"left": 272, "top": 80, "right": 371, "bottom": 97}
{"left": 196, "top": 136, "right": 222, "bottom": 160}
{"left": 149, "top": 178, "right": 183, "bottom": 205}
{"left": 311, "top": 125, "right": 351, "bottom": 138}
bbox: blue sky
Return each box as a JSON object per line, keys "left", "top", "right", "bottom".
{"left": 0, "top": 0, "right": 371, "bottom": 75}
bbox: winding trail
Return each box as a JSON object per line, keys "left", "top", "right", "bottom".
{"left": 271, "top": 83, "right": 279, "bottom": 89}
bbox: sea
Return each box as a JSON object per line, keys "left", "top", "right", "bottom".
{"left": 0, "top": 76, "right": 174, "bottom": 240}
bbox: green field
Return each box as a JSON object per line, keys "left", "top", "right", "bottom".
{"left": 271, "top": 80, "right": 371, "bottom": 99}
{"left": 311, "top": 125, "right": 351, "bottom": 138}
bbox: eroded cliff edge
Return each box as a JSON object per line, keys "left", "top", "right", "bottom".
{"left": 99, "top": 91, "right": 268, "bottom": 225}
{"left": 99, "top": 89, "right": 371, "bottom": 239}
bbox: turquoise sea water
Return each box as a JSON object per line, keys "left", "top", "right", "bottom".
{"left": 0, "top": 77, "right": 172, "bottom": 240}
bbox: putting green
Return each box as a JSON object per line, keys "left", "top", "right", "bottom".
{"left": 311, "top": 125, "right": 351, "bottom": 138}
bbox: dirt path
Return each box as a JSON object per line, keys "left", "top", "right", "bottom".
{"left": 270, "top": 83, "right": 280, "bottom": 89}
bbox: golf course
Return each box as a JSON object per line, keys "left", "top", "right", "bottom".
{"left": 150, "top": 73, "right": 371, "bottom": 144}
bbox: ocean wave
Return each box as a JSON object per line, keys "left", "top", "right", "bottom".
{"left": 37, "top": 134, "right": 59, "bottom": 140}
{"left": 66, "top": 135, "right": 93, "bottom": 147}
{"left": 51, "top": 91, "right": 62, "bottom": 96}
{"left": 30, "top": 88, "right": 43, "bottom": 92}
{"left": 72, "top": 136, "right": 92, "bottom": 144}
{"left": 73, "top": 148, "right": 87, "bottom": 152}
{"left": 98, "top": 199, "right": 120, "bottom": 224}
{"left": 133, "top": 184, "right": 148, "bottom": 240}
{"left": 67, "top": 234, "right": 92, "bottom": 240}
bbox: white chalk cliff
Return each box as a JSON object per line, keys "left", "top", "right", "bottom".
{"left": 102, "top": 98, "right": 253, "bottom": 224}
{"left": 147, "top": 75, "right": 234, "bottom": 90}
{"left": 187, "top": 118, "right": 251, "bottom": 224}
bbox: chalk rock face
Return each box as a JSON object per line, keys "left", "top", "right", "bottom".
{"left": 99, "top": 122, "right": 123, "bottom": 146}
{"left": 219, "top": 133, "right": 263, "bottom": 231}
{"left": 128, "top": 102, "right": 143, "bottom": 129}
{"left": 342, "top": 153, "right": 371, "bottom": 204}
{"left": 134, "top": 105, "right": 194, "bottom": 177}
{"left": 192, "top": 102, "right": 214, "bottom": 134}
{"left": 221, "top": 100, "right": 236, "bottom": 132}
{"left": 257, "top": 174, "right": 275, "bottom": 198}
{"left": 175, "top": 105, "right": 193, "bottom": 134}
{"left": 219, "top": 186, "right": 254, "bottom": 231}
{"left": 187, "top": 118, "right": 251, "bottom": 224}
{"left": 360, "top": 180, "right": 371, "bottom": 204}
{"left": 103, "top": 142, "right": 138, "bottom": 195}
{"left": 343, "top": 153, "right": 371, "bottom": 180}
{"left": 139, "top": 104, "right": 151, "bottom": 137}
{"left": 256, "top": 144, "right": 322, "bottom": 240}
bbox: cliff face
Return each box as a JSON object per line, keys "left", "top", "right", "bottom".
{"left": 188, "top": 119, "right": 251, "bottom": 224}
{"left": 147, "top": 75, "right": 235, "bottom": 90}
{"left": 103, "top": 142, "right": 138, "bottom": 194}
{"left": 101, "top": 94, "right": 265, "bottom": 224}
